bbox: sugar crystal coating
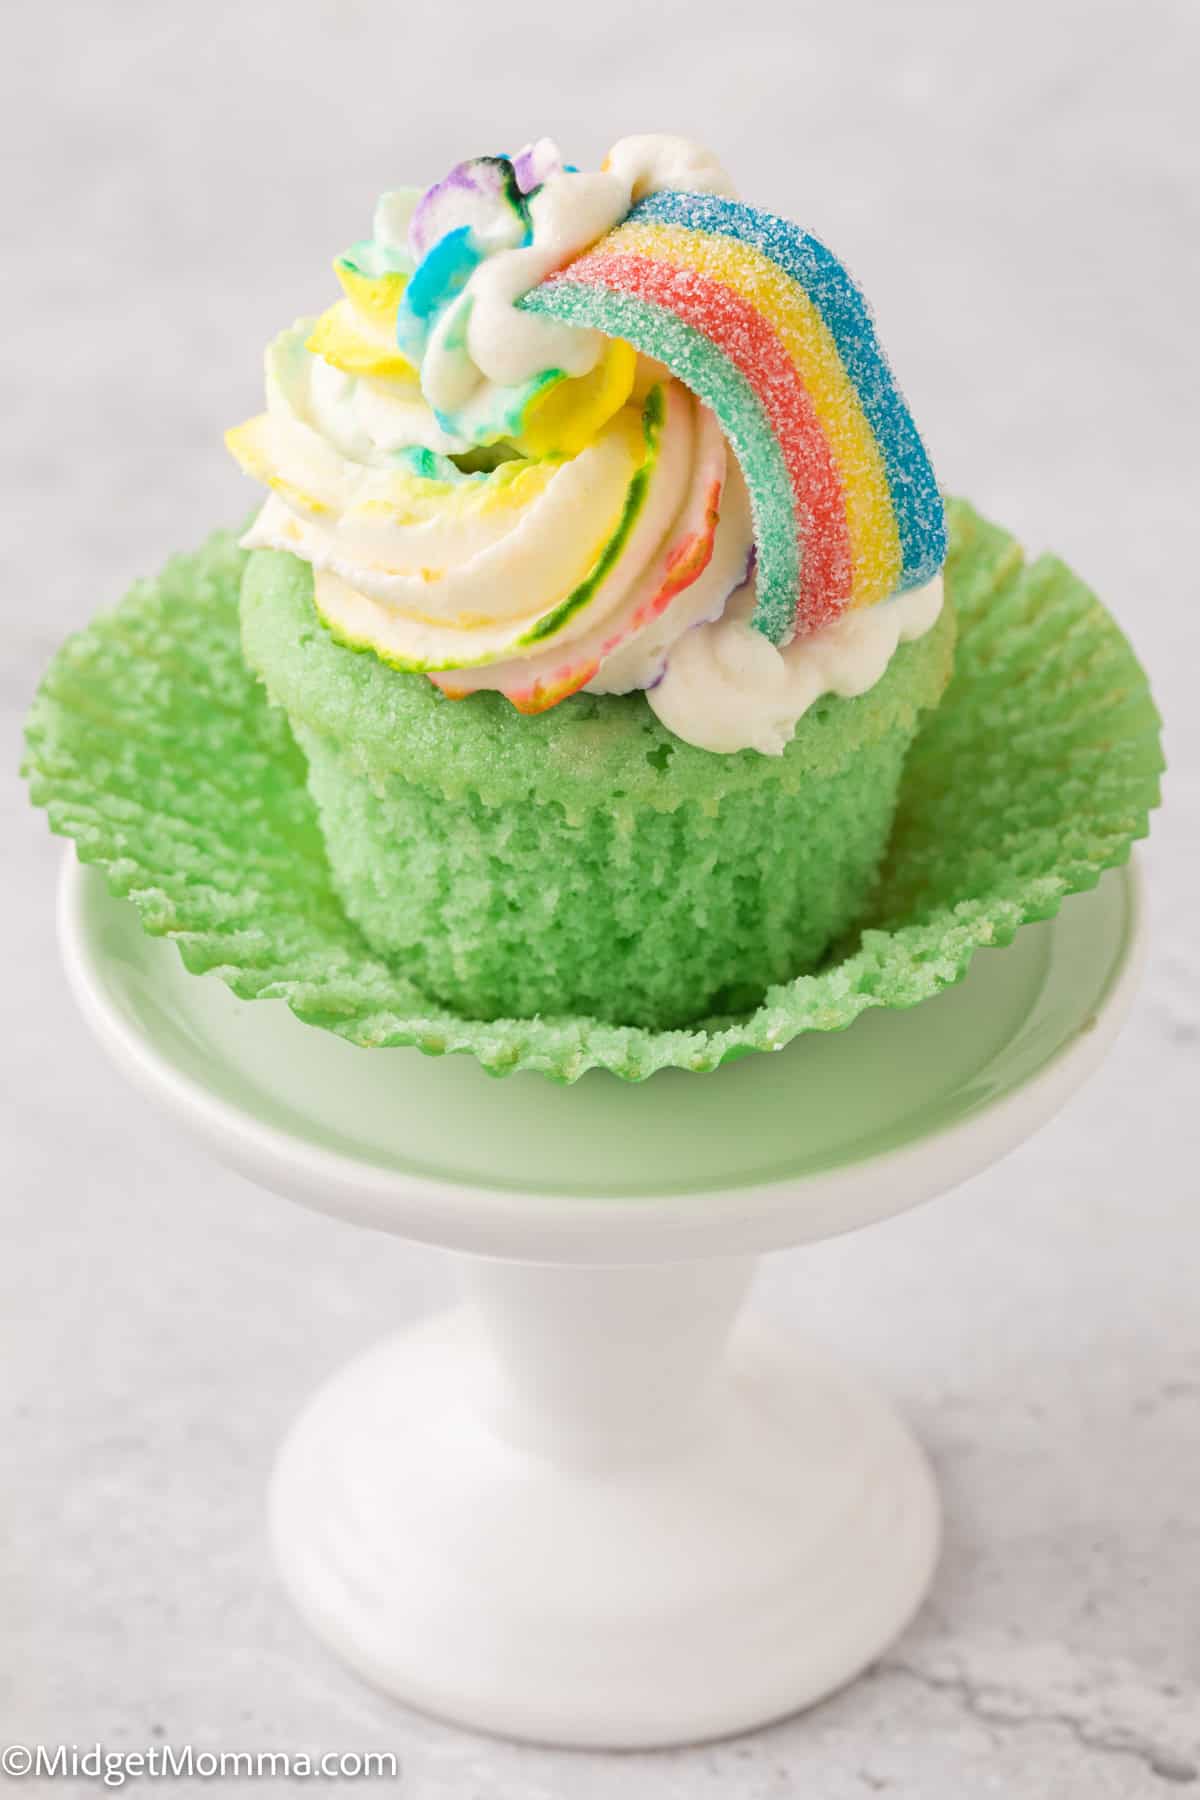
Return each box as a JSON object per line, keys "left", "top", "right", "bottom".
{"left": 524, "top": 191, "right": 946, "bottom": 644}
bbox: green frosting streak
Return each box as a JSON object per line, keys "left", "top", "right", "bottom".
{"left": 520, "top": 381, "right": 663, "bottom": 648}
{"left": 312, "top": 385, "right": 668, "bottom": 673}
{"left": 337, "top": 240, "right": 413, "bottom": 278}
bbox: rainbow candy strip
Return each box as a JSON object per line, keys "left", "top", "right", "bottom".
{"left": 522, "top": 191, "right": 945, "bottom": 644}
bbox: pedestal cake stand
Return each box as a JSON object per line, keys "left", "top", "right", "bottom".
{"left": 58, "top": 853, "right": 1144, "bottom": 1750}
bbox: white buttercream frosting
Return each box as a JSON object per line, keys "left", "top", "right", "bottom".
{"left": 228, "top": 134, "right": 943, "bottom": 755}
{"left": 648, "top": 575, "right": 945, "bottom": 755}
{"left": 440, "top": 136, "right": 737, "bottom": 412}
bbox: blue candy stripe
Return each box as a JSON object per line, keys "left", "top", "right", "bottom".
{"left": 630, "top": 191, "right": 945, "bottom": 587}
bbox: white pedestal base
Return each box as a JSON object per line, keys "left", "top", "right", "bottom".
{"left": 59, "top": 860, "right": 1143, "bottom": 1751}
{"left": 270, "top": 1291, "right": 940, "bottom": 1749}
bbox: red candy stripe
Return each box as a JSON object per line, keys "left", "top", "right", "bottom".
{"left": 549, "top": 250, "right": 853, "bottom": 630}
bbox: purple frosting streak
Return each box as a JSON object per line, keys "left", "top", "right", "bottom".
{"left": 512, "top": 137, "right": 562, "bottom": 195}
{"left": 408, "top": 156, "right": 517, "bottom": 262}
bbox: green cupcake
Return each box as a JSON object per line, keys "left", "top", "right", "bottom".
{"left": 224, "top": 135, "right": 954, "bottom": 1030}
{"left": 242, "top": 549, "right": 955, "bottom": 1027}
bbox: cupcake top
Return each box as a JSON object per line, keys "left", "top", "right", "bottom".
{"left": 229, "top": 135, "right": 946, "bottom": 754}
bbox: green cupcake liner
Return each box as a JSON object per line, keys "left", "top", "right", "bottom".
{"left": 24, "top": 499, "right": 1163, "bottom": 1082}
{"left": 239, "top": 538, "right": 954, "bottom": 1028}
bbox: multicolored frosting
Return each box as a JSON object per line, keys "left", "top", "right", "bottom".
{"left": 228, "top": 135, "right": 946, "bottom": 753}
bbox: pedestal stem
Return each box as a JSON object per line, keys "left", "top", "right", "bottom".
{"left": 272, "top": 1260, "right": 940, "bottom": 1745}
{"left": 457, "top": 1256, "right": 757, "bottom": 1464}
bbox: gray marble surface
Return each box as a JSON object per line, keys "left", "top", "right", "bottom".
{"left": 4, "top": 2, "right": 1198, "bottom": 1794}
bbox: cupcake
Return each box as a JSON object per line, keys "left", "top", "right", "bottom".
{"left": 227, "top": 135, "right": 951, "bottom": 1030}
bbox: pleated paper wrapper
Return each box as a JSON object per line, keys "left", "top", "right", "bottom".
{"left": 24, "top": 499, "right": 1163, "bottom": 1082}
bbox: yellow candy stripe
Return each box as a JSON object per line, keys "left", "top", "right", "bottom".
{"left": 599, "top": 217, "right": 902, "bottom": 606}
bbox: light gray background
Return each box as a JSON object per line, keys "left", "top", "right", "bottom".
{"left": 4, "top": 2, "right": 1198, "bottom": 1795}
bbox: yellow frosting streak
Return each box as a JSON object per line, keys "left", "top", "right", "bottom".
{"left": 306, "top": 299, "right": 416, "bottom": 380}
{"left": 230, "top": 405, "right": 645, "bottom": 612}
{"left": 511, "top": 338, "right": 638, "bottom": 458}
{"left": 333, "top": 260, "right": 409, "bottom": 328}
{"left": 225, "top": 416, "right": 334, "bottom": 517}
{"left": 350, "top": 458, "right": 562, "bottom": 527}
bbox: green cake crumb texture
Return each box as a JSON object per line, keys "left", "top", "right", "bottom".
{"left": 23, "top": 499, "right": 1163, "bottom": 1080}
{"left": 239, "top": 546, "right": 956, "bottom": 819}
{"left": 290, "top": 711, "right": 919, "bottom": 1027}
{"left": 239, "top": 541, "right": 955, "bottom": 1027}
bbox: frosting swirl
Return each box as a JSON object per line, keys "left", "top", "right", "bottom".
{"left": 649, "top": 573, "right": 945, "bottom": 755}
{"left": 228, "top": 135, "right": 942, "bottom": 751}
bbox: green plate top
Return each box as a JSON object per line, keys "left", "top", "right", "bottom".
{"left": 68, "top": 861, "right": 1137, "bottom": 1205}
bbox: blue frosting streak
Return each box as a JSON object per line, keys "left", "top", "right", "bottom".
{"left": 396, "top": 226, "right": 484, "bottom": 361}
{"left": 391, "top": 164, "right": 552, "bottom": 445}
{"left": 630, "top": 191, "right": 946, "bottom": 587}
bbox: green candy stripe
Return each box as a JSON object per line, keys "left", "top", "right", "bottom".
{"left": 523, "top": 283, "right": 800, "bottom": 641}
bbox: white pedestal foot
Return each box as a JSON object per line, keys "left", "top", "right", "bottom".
{"left": 269, "top": 1261, "right": 940, "bottom": 1749}
{"left": 60, "top": 862, "right": 1143, "bottom": 1749}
